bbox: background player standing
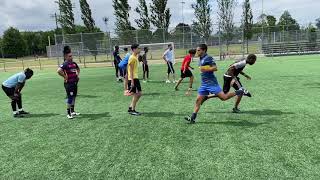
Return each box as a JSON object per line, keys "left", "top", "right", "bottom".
{"left": 57, "top": 46, "right": 81, "bottom": 119}
{"left": 163, "top": 44, "right": 176, "bottom": 83}
{"left": 113, "top": 45, "right": 122, "bottom": 82}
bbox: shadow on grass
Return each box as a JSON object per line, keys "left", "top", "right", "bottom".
{"left": 143, "top": 92, "right": 161, "bottom": 96}
{"left": 24, "top": 113, "right": 60, "bottom": 118}
{"left": 143, "top": 112, "right": 185, "bottom": 118}
{"left": 197, "top": 120, "right": 266, "bottom": 127}
{"left": 303, "top": 82, "right": 320, "bottom": 88}
{"left": 78, "top": 94, "right": 99, "bottom": 99}
{"left": 209, "top": 109, "right": 294, "bottom": 116}
{"left": 77, "top": 112, "right": 111, "bottom": 120}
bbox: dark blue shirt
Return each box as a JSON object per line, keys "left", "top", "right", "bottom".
{"left": 113, "top": 51, "right": 121, "bottom": 64}
{"left": 199, "top": 54, "right": 219, "bottom": 86}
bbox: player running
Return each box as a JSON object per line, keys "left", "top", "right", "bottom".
{"left": 174, "top": 49, "right": 196, "bottom": 95}
{"left": 2, "top": 68, "right": 33, "bottom": 118}
{"left": 127, "top": 44, "right": 143, "bottom": 116}
{"left": 163, "top": 44, "right": 176, "bottom": 83}
{"left": 185, "top": 44, "right": 248, "bottom": 124}
{"left": 57, "top": 46, "right": 81, "bottom": 119}
{"left": 202, "top": 54, "right": 257, "bottom": 113}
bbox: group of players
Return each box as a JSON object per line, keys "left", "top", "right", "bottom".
{"left": 1, "top": 43, "right": 256, "bottom": 123}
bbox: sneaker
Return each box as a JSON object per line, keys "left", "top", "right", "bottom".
{"left": 130, "top": 111, "right": 141, "bottom": 116}
{"left": 184, "top": 116, "right": 196, "bottom": 124}
{"left": 13, "top": 114, "right": 24, "bottom": 118}
{"left": 165, "top": 80, "right": 171, "bottom": 83}
{"left": 67, "top": 114, "right": 74, "bottom": 119}
{"left": 232, "top": 108, "right": 241, "bottom": 113}
{"left": 128, "top": 108, "right": 133, "bottom": 113}
{"left": 244, "top": 91, "right": 252, "bottom": 97}
{"left": 18, "top": 110, "right": 30, "bottom": 115}
{"left": 71, "top": 112, "right": 81, "bottom": 116}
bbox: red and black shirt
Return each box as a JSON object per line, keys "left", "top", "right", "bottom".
{"left": 60, "top": 61, "right": 79, "bottom": 83}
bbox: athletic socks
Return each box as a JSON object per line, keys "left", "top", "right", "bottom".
{"left": 128, "top": 107, "right": 133, "bottom": 112}
{"left": 191, "top": 113, "right": 197, "bottom": 121}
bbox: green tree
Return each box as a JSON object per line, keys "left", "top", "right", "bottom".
{"left": 278, "top": 10, "right": 300, "bottom": 31}
{"left": 217, "top": 0, "right": 237, "bottom": 51}
{"left": 113, "top": 0, "right": 136, "bottom": 44}
{"left": 150, "top": 0, "right": 171, "bottom": 41}
{"left": 316, "top": 18, "right": 320, "bottom": 29}
{"left": 57, "top": 0, "right": 75, "bottom": 34}
{"left": 135, "top": 0, "right": 152, "bottom": 44}
{"left": 80, "top": 0, "right": 96, "bottom": 32}
{"left": 2, "top": 27, "right": 26, "bottom": 58}
{"left": 191, "top": 0, "right": 212, "bottom": 43}
{"left": 242, "top": 0, "right": 253, "bottom": 54}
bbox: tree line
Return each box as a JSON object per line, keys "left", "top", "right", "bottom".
{"left": 1, "top": 0, "right": 320, "bottom": 58}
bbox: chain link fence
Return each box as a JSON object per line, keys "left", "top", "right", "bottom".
{"left": 45, "top": 23, "right": 320, "bottom": 69}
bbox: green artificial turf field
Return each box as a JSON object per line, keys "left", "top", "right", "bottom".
{"left": 0, "top": 55, "right": 319, "bottom": 179}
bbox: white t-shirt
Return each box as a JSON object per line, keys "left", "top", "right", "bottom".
{"left": 163, "top": 49, "right": 174, "bottom": 63}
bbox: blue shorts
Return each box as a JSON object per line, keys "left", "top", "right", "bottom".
{"left": 198, "top": 84, "right": 222, "bottom": 96}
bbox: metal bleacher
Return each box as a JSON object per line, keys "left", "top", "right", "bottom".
{"left": 262, "top": 40, "right": 320, "bottom": 56}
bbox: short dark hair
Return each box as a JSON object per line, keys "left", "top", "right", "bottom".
{"left": 63, "top": 46, "right": 71, "bottom": 55}
{"left": 124, "top": 47, "right": 128, "bottom": 51}
{"left": 24, "top": 68, "right": 34, "bottom": 79}
{"left": 168, "top": 44, "right": 172, "bottom": 48}
{"left": 198, "top": 44, "right": 208, "bottom": 52}
{"left": 131, "top": 44, "right": 140, "bottom": 50}
{"left": 247, "top": 54, "right": 257, "bottom": 61}
{"left": 189, "top": 49, "right": 196, "bottom": 55}
{"left": 144, "top": 47, "right": 149, "bottom": 52}
{"left": 115, "top": 46, "right": 119, "bottom": 50}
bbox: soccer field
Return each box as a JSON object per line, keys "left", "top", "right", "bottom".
{"left": 0, "top": 55, "right": 319, "bottom": 179}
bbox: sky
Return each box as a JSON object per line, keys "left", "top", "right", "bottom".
{"left": 0, "top": 0, "right": 319, "bottom": 35}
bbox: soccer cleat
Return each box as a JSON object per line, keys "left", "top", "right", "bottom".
{"left": 67, "top": 114, "right": 74, "bottom": 119}
{"left": 18, "top": 110, "right": 30, "bottom": 115}
{"left": 244, "top": 91, "right": 252, "bottom": 97}
{"left": 232, "top": 108, "right": 241, "bottom": 113}
{"left": 165, "top": 80, "right": 171, "bottom": 83}
{"left": 130, "top": 111, "right": 141, "bottom": 116}
{"left": 184, "top": 116, "right": 196, "bottom": 124}
{"left": 235, "top": 89, "right": 245, "bottom": 96}
{"left": 71, "top": 112, "right": 81, "bottom": 116}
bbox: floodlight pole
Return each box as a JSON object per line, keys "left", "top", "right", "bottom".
{"left": 181, "top": 1, "right": 185, "bottom": 49}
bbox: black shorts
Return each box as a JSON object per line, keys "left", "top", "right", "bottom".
{"left": 2, "top": 85, "right": 15, "bottom": 97}
{"left": 181, "top": 69, "right": 193, "bottom": 78}
{"left": 167, "top": 62, "right": 175, "bottom": 74}
{"left": 223, "top": 76, "right": 243, "bottom": 93}
{"left": 64, "top": 82, "right": 78, "bottom": 98}
{"left": 128, "top": 79, "right": 142, "bottom": 93}
{"left": 143, "top": 64, "right": 149, "bottom": 72}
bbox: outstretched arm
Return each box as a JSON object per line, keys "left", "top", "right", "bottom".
{"left": 240, "top": 71, "right": 251, "bottom": 80}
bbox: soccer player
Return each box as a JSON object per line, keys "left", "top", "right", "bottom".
{"left": 119, "top": 48, "right": 131, "bottom": 95}
{"left": 163, "top": 44, "right": 176, "bottom": 83}
{"left": 142, "top": 47, "right": 149, "bottom": 83}
{"left": 127, "top": 44, "right": 142, "bottom": 116}
{"left": 113, "top": 45, "right": 122, "bottom": 82}
{"left": 2, "top": 68, "right": 33, "bottom": 118}
{"left": 203, "top": 54, "right": 257, "bottom": 113}
{"left": 174, "top": 49, "right": 196, "bottom": 95}
{"left": 185, "top": 44, "right": 248, "bottom": 124}
{"left": 57, "top": 46, "right": 80, "bottom": 119}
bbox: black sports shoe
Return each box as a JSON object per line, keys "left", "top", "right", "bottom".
{"left": 244, "top": 91, "right": 252, "bottom": 97}
{"left": 130, "top": 111, "right": 141, "bottom": 116}
{"left": 232, "top": 108, "right": 241, "bottom": 113}
{"left": 128, "top": 107, "right": 133, "bottom": 113}
{"left": 184, "top": 116, "right": 196, "bottom": 124}
{"left": 18, "top": 110, "right": 30, "bottom": 115}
